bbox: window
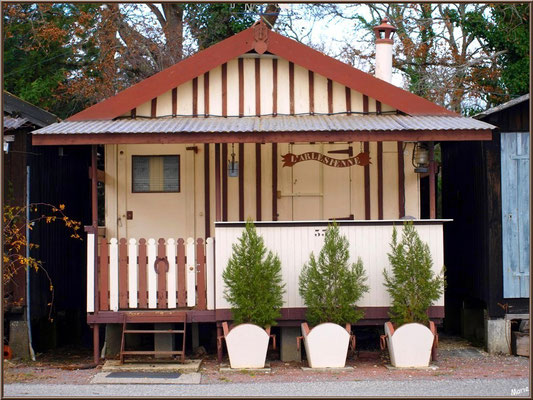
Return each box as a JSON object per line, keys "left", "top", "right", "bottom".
{"left": 132, "top": 155, "right": 180, "bottom": 193}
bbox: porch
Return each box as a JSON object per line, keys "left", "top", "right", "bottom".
{"left": 84, "top": 219, "right": 447, "bottom": 326}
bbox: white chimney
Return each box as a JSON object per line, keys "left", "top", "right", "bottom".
{"left": 373, "top": 18, "right": 397, "bottom": 83}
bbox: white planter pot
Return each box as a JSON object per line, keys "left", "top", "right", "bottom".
{"left": 223, "top": 322, "right": 270, "bottom": 369}
{"left": 383, "top": 322, "right": 436, "bottom": 368}
{"left": 300, "top": 322, "right": 351, "bottom": 368}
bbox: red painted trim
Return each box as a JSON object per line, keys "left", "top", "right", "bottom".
{"left": 309, "top": 71, "right": 315, "bottom": 114}
{"left": 33, "top": 130, "right": 493, "bottom": 145}
{"left": 266, "top": 31, "right": 455, "bottom": 116}
{"left": 87, "top": 306, "right": 444, "bottom": 325}
{"left": 192, "top": 77, "right": 198, "bottom": 117}
{"left": 157, "top": 238, "right": 167, "bottom": 309}
{"left": 99, "top": 237, "right": 109, "bottom": 311}
{"left": 364, "top": 142, "right": 370, "bottom": 220}
{"left": 203, "top": 72, "right": 209, "bottom": 117}
{"left": 397, "top": 142, "right": 405, "bottom": 218}
{"left": 172, "top": 88, "right": 177, "bottom": 116}
{"left": 204, "top": 144, "right": 211, "bottom": 237}
{"left": 363, "top": 95, "right": 369, "bottom": 115}
{"left": 151, "top": 98, "right": 157, "bottom": 118}
{"left": 68, "top": 28, "right": 255, "bottom": 121}
{"left": 327, "top": 79, "right": 333, "bottom": 114}
{"left": 377, "top": 142, "right": 383, "bottom": 219}
{"left": 138, "top": 239, "right": 148, "bottom": 309}
{"left": 238, "top": 58, "right": 244, "bottom": 117}
{"left": 222, "top": 143, "right": 228, "bottom": 221}
{"left": 68, "top": 26, "right": 454, "bottom": 121}
{"left": 272, "top": 59, "right": 278, "bottom": 116}
{"left": 238, "top": 143, "right": 244, "bottom": 220}
{"left": 256, "top": 143, "right": 262, "bottom": 221}
{"left": 222, "top": 63, "right": 228, "bottom": 117}
{"left": 255, "top": 58, "right": 261, "bottom": 117}
{"left": 215, "top": 143, "right": 221, "bottom": 221}
{"left": 289, "top": 62, "right": 295, "bottom": 115}
{"left": 345, "top": 86, "right": 351, "bottom": 115}
{"left": 272, "top": 143, "right": 278, "bottom": 221}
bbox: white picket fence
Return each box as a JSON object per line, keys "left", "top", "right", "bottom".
{"left": 86, "top": 236, "right": 215, "bottom": 312}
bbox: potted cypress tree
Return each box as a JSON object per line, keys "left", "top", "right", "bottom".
{"left": 381, "top": 221, "right": 444, "bottom": 368}
{"left": 298, "top": 222, "right": 369, "bottom": 368}
{"left": 221, "top": 220, "right": 285, "bottom": 368}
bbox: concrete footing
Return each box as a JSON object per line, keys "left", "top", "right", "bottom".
{"left": 9, "top": 320, "right": 30, "bottom": 359}
{"left": 280, "top": 327, "right": 301, "bottom": 362}
{"left": 485, "top": 318, "right": 511, "bottom": 354}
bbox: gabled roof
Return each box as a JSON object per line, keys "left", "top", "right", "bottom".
{"left": 3, "top": 91, "right": 59, "bottom": 127}
{"left": 68, "top": 23, "right": 456, "bottom": 121}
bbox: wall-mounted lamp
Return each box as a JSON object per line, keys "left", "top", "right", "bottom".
{"left": 228, "top": 143, "right": 238, "bottom": 177}
{"left": 412, "top": 142, "right": 429, "bottom": 173}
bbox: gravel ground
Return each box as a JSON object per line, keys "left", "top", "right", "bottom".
{"left": 4, "top": 378, "right": 530, "bottom": 397}
{"left": 2, "top": 335, "right": 530, "bottom": 397}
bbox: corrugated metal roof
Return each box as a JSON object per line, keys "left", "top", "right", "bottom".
{"left": 4, "top": 116, "right": 29, "bottom": 130}
{"left": 33, "top": 114, "right": 495, "bottom": 136}
{"left": 474, "top": 93, "right": 529, "bottom": 119}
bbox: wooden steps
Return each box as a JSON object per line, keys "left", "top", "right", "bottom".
{"left": 119, "top": 313, "right": 187, "bottom": 364}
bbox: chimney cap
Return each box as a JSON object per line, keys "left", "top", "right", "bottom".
{"left": 373, "top": 18, "right": 397, "bottom": 42}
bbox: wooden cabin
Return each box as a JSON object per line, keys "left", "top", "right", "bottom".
{"left": 442, "top": 94, "right": 529, "bottom": 353}
{"left": 32, "top": 21, "right": 495, "bottom": 363}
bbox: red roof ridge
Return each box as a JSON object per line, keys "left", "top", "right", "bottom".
{"left": 68, "top": 24, "right": 456, "bottom": 121}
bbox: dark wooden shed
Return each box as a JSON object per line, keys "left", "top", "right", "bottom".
{"left": 3, "top": 92, "right": 93, "bottom": 354}
{"left": 441, "top": 94, "right": 529, "bottom": 353}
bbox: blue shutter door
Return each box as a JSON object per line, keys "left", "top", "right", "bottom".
{"left": 501, "top": 132, "right": 530, "bottom": 298}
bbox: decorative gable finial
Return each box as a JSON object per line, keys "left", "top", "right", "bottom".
{"left": 253, "top": 19, "right": 269, "bottom": 54}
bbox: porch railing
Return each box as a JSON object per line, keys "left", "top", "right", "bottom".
{"left": 86, "top": 236, "right": 215, "bottom": 312}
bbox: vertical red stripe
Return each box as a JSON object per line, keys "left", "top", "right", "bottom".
{"left": 239, "top": 143, "right": 244, "bottom": 220}
{"left": 172, "top": 88, "right": 177, "bottom": 116}
{"left": 272, "top": 143, "right": 278, "bottom": 221}
{"left": 255, "top": 58, "right": 261, "bottom": 116}
{"left": 377, "top": 142, "right": 383, "bottom": 220}
{"left": 222, "top": 143, "right": 228, "bottom": 221}
{"left": 272, "top": 59, "right": 278, "bottom": 116}
{"left": 363, "top": 95, "right": 369, "bottom": 115}
{"left": 192, "top": 77, "right": 198, "bottom": 117}
{"left": 345, "top": 87, "right": 351, "bottom": 115}
{"left": 222, "top": 63, "right": 227, "bottom": 117}
{"left": 308, "top": 71, "right": 314, "bottom": 114}
{"left": 238, "top": 58, "right": 244, "bottom": 117}
{"left": 327, "top": 79, "right": 333, "bottom": 114}
{"left": 204, "top": 72, "right": 209, "bottom": 117}
{"left": 215, "top": 143, "right": 221, "bottom": 221}
{"left": 289, "top": 62, "right": 295, "bottom": 115}
{"left": 204, "top": 143, "right": 210, "bottom": 237}
{"left": 151, "top": 98, "right": 157, "bottom": 118}
{"left": 397, "top": 142, "right": 405, "bottom": 218}
{"left": 256, "top": 143, "right": 262, "bottom": 221}
{"left": 364, "top": 142, "right": 371, "bottom": 220}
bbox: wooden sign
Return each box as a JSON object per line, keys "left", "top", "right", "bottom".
{"left": 282, "top": 152, "right": 371, "bottom": 168}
